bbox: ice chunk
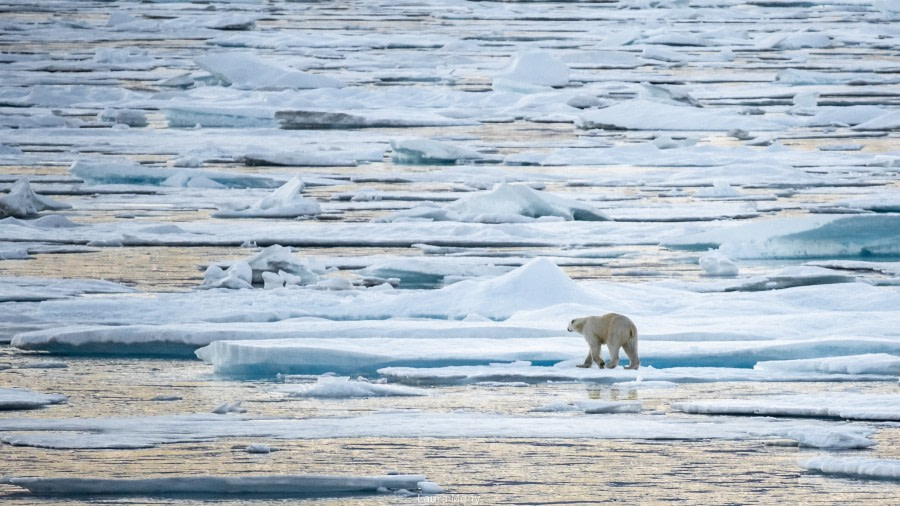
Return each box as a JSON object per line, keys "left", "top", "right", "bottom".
{"left": 213, "top": 178, "right": 321, "bottom": 219}
{"left": 673, "top": 393, "right": 900, "bottom": 422}
{"left": 699, "top": 250, "right": 739, "bottom": 277}
{"left": 0, "top": 387, "right": 67, "bottom": 411}
{"left": 245, "top": 443, "right": 271, "bottom": 454}
{"left": 97, "top": 108, "right": 148, "bottom": 127}
{"left": 802, "top": 457, "right": 900, "bottom": 481}
{"left": 358, "top": 257, "right": 510, "bottom": 288}
{"left": 273, "top": 376, "right": 429, "bottom": 398}
{"left": 494, "top": 51, "right": 569, "bottom": 89}
{"left": 693, "top": 181, "right": 742, "bottom": 198}
{"left": 390, "top": 138, "right": 483, "bottom": 165}
{"left": 195, "top": 53, "right": 343, "bottom": 90}
{"left": 211, "top": 400, "right": 245, "bottom": 415}
{"left": 577, "top": 100, "right": 782, "bottom": 131}
{"left": 203, "top": 262, "right": 253, "bottom": 290}
{"left": 754, "top": 354, "right": 900, "bottom": 376}
{"left": 0, "top": 179, "right": 71, "bottom": 218}
{"left": 246, "top": 245, "right": 320, "bottom": 285}
{"left": 3, "top": 474, "right": 435, "bottom": 497}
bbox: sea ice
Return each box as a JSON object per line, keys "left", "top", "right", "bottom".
{"left": 0, "top": 411, "right": 875, "bottom": 450}
{"left": 531, "top": 400, "right": 642, "bottom": 414}
{"left": 390, "top": 138, "right": 483, "bottom": 165}
{"left": 493, "top": 51, "right": 570, "bottom": 89}
{"left": 576, "top": 100, "right": 783, "bottom": 131}
{"left": 273, "top": 376, "right": 429, "bottom": 398}
{"left": 70, "top": 158, "right": 280, "bottom": 188}
{"left": 0, "top": 179, "right": 71, "bottom": 218}
{"left": 673, "top": 393, "right": 900, "bottom": 422}
{"left": 698, "top": 250, "right": 739, "bottom": 277}
{"left": 1, "top": 474, "right": 436, "bottom": 497}
{"left": 212, "top": 178, "right": 321, "bottom": 218}
{"left": 754, "top": 354, "right": 900, "bottom": 376}
{"left": 195, "top": 52, "right": 343, "bottom": 90}
{"left": 0, "top": 388, "right": 67, "bottom": 411}
{"left": 802, "top": 457, "right": 900, "bottom": 481}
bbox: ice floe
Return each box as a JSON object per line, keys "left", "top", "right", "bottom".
{"left": 0, "top": 411, "right": 875, "bottom": 450}
{"left": 70, "top": 158, "right": 280, "bottom": 188}
{"left": 576, "top": 100, "right": 784, "bottom": 131}
{"left": 273, "top": 376, "right": 429, "bottom": 398}
{"left": 0, "top": 388, "right": 67, "bottom": 411}
{"left": 390, "top": 138, "right": 483, "bottom": 165}
{"left": 754, "top": 354, "right": 900, "bottom": 376}
{"left": 802, "top": 457, "right": 900, "bottom": 481}
{"left": 673, "top": 393, "right": 900, "bottom": 422}
{"left": 1, "top": 474, "right": 436, "bottom": 497}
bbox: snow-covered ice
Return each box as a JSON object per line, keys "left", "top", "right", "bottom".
{"left": 802, "top": 457, "right": 900, "bottom": 481}
{"left": 0, "top": 388, "right": 67, "bottom": 411}
{"left": 673, "top": 393, "right": 900, "bottom": 422}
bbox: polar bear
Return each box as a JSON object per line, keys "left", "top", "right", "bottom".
{"left": 567, "top": 313, "right": 639, "bottom": 370}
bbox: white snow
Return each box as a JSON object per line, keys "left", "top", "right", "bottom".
{"left": 802, "top": 457, "right": 900, "bottom": 481}
{"left": 698, "top": 250, "right": 739, "bottom": 277}
{"left": 493, "top": 51, "right": 570, "bottom": 89}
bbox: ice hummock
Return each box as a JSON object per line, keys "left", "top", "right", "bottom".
{"left": 212, "top": 177, "right": 321, "bottom": 219}
{"left": 0, "top": 388, "right": 67, "bottom": 411}
{"left": 2, "top": 474, "right": 436, "bottom": 497}
{"left": 0, "top": 179, "right": 71, "bottom": 219}
{"left": 203, "top": 245, "right": 322, "bottom": 288}
{"left": 195, "top": 52, "right": 343, "bottom": 90}
{"left": 381, "top": 183, "right": 608, "bottom": 223}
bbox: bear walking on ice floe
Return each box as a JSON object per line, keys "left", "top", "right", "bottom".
{"left": 568, "top": 313, "right": 640, "bottom": 370}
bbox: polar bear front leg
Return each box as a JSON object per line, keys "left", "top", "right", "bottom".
{"left": 576, "top": 351, "right": 593, "bottom": 368}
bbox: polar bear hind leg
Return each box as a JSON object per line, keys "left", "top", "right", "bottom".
{"left": 606, "top": 342, "right": 621, "bottom": 369}
{"left": 623, "top": 339, "right": 640, "bottom": 370}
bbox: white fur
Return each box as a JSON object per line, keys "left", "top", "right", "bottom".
{"left": 567, "top": 313, "right": 640, "bottom": 369}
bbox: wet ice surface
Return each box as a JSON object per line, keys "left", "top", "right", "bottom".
{"left": 1, "top": 0, "right": 900, "bottom": 502}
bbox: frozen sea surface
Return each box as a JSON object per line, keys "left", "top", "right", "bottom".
{"left": 1, "top": 0, "right": 899, "bottom": 502}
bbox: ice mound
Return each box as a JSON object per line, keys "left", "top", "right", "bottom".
{"left": 2, "top": 474, "right": 437, "bottom": 497}
{"left": 802, "top": 457, "right": 900, "bottom": 481}
{"left": 195, "top": 52, "right": 343, "bottom": 90}
{"left": 390, "top": 138, "right": 483, "bottom": 165}
{"left": 213, "top": 178, "right": 321, "bottom": 218}
{"left": 576, "top": 100, "right": 782, "bottom": 131}
{"left": 0, "top": 387, "right": 67, "bottom": 410}
{"left": 0, "top": 179, "right": 71, "bottom": 218}
{"left": 698, "top": 250, "right": 738, "bottom": 277}
{"left": 665, "top": 215, "right": 900, "bottom": 259}
{"left": 754, "top": 354, "right": 900, "bottom": 376}
{"left": 70, "top": 159, "right": 280, "bottom": 189}
{"left": 204, "top": 245, "right": 322, "bottom": 288}
{"left": 673, "top": 393, "right": 900, "bottom": 422}
{"left": 381, "top": 183, "right": 608, "bottom": 223}
{"left": 274, "top": 376, "right": 429, "bottom": 398}
{"left": 493, "top": 51, "right": 570, "bottom": 89}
